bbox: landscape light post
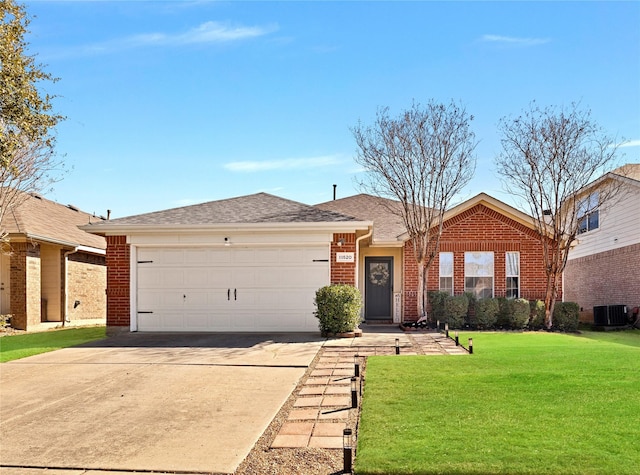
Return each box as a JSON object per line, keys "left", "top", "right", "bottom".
{"left": 395, "top": 338, "right": 400, "bottom": 355}
{"left": 455, "top": 331, "right": 459, "bottom": 346}
{"left": 351, "top": 377, "right": 358, "bottom": 408}
{"left": 343, "top": 428, "right": 353, "bottom": 473}
{"left": 445, "top": 322, "right": 449, "bottom": 338}
{"left": 354, "top": 353, "right": 360, "bottom": 377}
{"left": 468, "top": 338, "right": 474, "bottom": 355}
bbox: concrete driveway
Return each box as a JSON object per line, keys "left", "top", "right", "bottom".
{"left": 0, "top": 332, "right": 325, "bottom": 474}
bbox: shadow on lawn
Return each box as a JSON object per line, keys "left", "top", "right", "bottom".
{"left": 575, "top": 328, "right": 640, "bottom": 348}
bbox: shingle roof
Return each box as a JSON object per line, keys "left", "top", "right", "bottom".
{"left": 612, "top": 163, "right": 640, "bottom": 182}
{"left": 89, "top": 192, "right": 359, "bottom": 227}
{"left": 315, "top": 194, "right": 407, "bottom": 243}
{"left": 2, "top": 191, "right": 106, "bottom": 250}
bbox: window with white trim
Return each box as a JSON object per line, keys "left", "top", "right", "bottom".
{"left": 464, "top": 252, "right": 494, "bottom": 299}
{"left": 439, "top": 252, "right": 453, "bottom": 295}
{"left": 578, "top": 192, "right": 599, "bottom": 234}
{"left": 505, "top": 252, "right": 520, "bottom": 299}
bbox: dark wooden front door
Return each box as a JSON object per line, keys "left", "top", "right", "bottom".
{"left": 364, "top": 257, "right": 393, "bottom": 321}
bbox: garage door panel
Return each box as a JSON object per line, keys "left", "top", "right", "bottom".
{"left": 136, "top": 245, "right": 330, "bottom": 332}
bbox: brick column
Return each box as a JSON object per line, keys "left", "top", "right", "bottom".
{"left": 105, "top": 236, "right": 130, "bottom": 328}
{"left": 9, "top": 242, "right": 41, "bottom": 330}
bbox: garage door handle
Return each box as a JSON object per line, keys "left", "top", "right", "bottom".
{"left": 234, "top": 288, "right": 237, "bottom": 300}
{"left": 227, "top": 289, "right": 230, "bottom": 301}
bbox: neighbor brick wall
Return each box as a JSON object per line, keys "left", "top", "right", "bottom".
{"left": 9, "top": 242, "right": 41, "bottom": 330}
{"left": 330, "top": 233, "right": 356, "bottom": 285}
{"left": 402, "top": 204, "right": 557, "bottom": 321}
{"left": 66, "top": 252, "right": 107, "bottom": 323}
{"left": 105, "top": 236, "right": 130, "bottom": 327}
{"left": 564, "top": 242, "right": 640, "bottom": 320}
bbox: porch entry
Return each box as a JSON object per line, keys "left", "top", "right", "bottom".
{"left": 364, "top": 256, "right": 393, "bottom": 321}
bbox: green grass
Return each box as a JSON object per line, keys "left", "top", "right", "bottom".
{"left": 0, "top": 326, "right": 107, "bottom": 362}
{"left": 355, "top": 330, "right": 640, "bottom": 475}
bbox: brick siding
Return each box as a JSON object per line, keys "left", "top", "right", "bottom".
{"left": 564, "top": 242, "right": 640, "bottom": 320}
{"left": 402, "top": 204, "right": 557, "bottom": 321}
{"left": 330, "top": 233, "right": 356, "bottom": 285}
{"left": 105, "top": 236, "right": 130, "bottom": 327}
{"left": 9, "top": 242, "right": 41, "bottom": 330}
{"left": 66, "top": 252, "right": 106, "bottom": 322}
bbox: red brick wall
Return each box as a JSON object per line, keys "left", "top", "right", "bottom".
{"left": 330, "top": 233, "right": 356, "bottom": 285}
{"left": 105, "top": 236, "right": 130, "bottom": 327}
{"left": 564, "top": 242, "right": 640, "bottom": 320}
{"left": 402, "top": 204, "right": 556, "bottom": 321}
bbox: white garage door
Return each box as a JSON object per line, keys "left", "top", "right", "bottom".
{"left": 135, "top": 246, "right": 330, "bottom": 332}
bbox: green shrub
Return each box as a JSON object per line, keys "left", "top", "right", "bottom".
{"left": 553, "top": 302, "right": 580, "bottom": 332}
{"left": 428, "top": 291, "right": 449, "bottom": 322}
{"left": 529, "top": 300, "right": 546, "bottom": 329}
{"left": 475, "top": 298, "right": 500, "bottom": 329}
{"left": 497, "top": 298, "right": 530, "bottom": 330}
{"left": 314, "top": 285, "right": 362, "bottom": 335}
{"left": 444, "top": 294, "right": 469, "bottom": 329}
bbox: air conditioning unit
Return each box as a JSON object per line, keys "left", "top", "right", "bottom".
{"left": 593, "top": 305, "right": 628, "bottom": 326}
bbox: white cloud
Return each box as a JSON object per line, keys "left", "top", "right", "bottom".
{"left": 224, "top": 155, "right": 342, "bottom": 172}
{"left": 58, "top": 21, "right": 277, "bottom": 58}
{"left": 481, "top": 34, "right": 550, "bottom": 46}
{"left": 127, "top": 21, "right": 278, "bottom": 47}
{"left": 618, "top": 139, "right": 640, "bottom": 148}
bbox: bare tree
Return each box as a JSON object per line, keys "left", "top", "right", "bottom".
{"left": 352, "top": 100, "right": 477, "bottom": 319}
{"left": 1, "top": 0, "right": 64, "bottom": 244}
{"left": 495, "top": 102, "right": 623, "bottom": 329}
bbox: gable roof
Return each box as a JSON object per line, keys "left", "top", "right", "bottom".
{"left": 315, "top": 194, "right": 407, "bottom": 245}
{"left": 83, "top": 193, "right": 371, "bottom": 235}
{"left": 318, "top": 192, "right": 541, "bottom": 243}
{"left": 2, "top": 191, "right": 106, "bottom": 251}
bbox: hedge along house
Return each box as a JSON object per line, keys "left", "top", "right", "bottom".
{"left": 82, "top": 193, "right": 372, "bottom": 333}
{"left": 1, "top": 191, "right": 107, "bottom": 330}
{"left": 316, "top": 193, "right": 560, "bottom": 323}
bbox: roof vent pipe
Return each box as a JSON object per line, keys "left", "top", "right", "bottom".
{"left": 333, "top": 184, "right": 337, "bottom": 201}
{"left": 107, "top": 209, "right": 111, "bottom": 220}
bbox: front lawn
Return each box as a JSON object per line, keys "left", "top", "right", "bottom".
{"left": 356, "top": 330, "right": 640, "bottom": 475}
{"left": 0, "top": 326, "right": 107, "bottom": 362}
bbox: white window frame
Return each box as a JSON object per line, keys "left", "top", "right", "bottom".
{"left": 439, "top": 252, "right": 454, "bottom": 295}
{"left": 464, "top": 252, "right": 494, "bottom": 299}
{"left": 505, "top": 251, "right": 520, "bottom": 299}
{"left": 578, "top": 192, "right": 599, "bottom": 234}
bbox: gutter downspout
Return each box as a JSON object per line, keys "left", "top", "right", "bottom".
{"left": 63, "top": 247, "right": 79, "bottom": 326}
{"left": 354, "top": 228, "right": 373, "bottom": 291}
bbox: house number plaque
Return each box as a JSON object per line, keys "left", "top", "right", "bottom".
{"left": 336, "top": 252, "right": 355, "bottom": 263}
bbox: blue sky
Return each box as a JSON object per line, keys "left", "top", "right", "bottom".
{"left": 24, "top": 0, "right": 640, "bottom": 218}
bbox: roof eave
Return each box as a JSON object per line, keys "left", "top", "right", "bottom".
{"left": 80, "top": 220, "right": 374, "bottom": 236}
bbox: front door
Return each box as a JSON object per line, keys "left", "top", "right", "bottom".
{"left": 364, "top": 257, "right": 393, "bottom": 321}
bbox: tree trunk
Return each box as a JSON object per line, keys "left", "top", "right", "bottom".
{"left": 544, "top": 272, "right": 559, "bottom": 329}
{"left": 417, "top": 258, "right": 426, "bottom": 318}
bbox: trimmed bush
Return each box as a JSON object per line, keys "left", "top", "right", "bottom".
{"left": 553, "top": 302, "right": 580, "bottom": 332}
{"left": 314, "top": 285, "right": 362, "bottom": 335}
{"left": 444, "top": 294, "right": 469, "bottom": 329}
{"left": 428, "top": 291, "right": 449, "bottom": 323}
{"left": 529, "top": 300, "right": 546, "bottom": 330}
{"left": 497, "top": 298, "right": 530, "bottom": 330}
{"left": 475, "top": 298, "right": 500, "bottom": 329}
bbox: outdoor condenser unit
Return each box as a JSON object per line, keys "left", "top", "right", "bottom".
{"left": 593, "top": 305, "right": 628, "bottom": 326}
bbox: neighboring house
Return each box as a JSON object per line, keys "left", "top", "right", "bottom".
{"left": 86, "top": 191, "right": 557, "bottom": 333}
{"left": 317, "top": 193, "right": 558, "bottom": 323}
{"left": 1, "top": 191, "right": 107, "bottom": 330}
{"left": 564, "top": 164, "right": 640, "bottom": 321}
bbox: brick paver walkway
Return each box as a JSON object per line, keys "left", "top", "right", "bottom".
{"left": 271, "top": 328, "right": 468, "bottom": 449}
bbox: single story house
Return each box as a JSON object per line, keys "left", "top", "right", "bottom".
{"left": 85, "top": 191, "right": 558, "bottom": 333}
{"left": 564, "top": 164, "right": 640, "bottom": 322}
{"left": 1, "top": 191, "right": 107, "bottom": 330}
